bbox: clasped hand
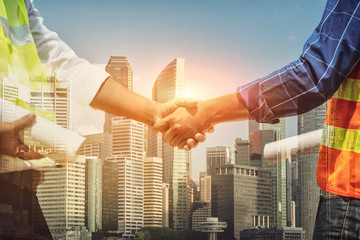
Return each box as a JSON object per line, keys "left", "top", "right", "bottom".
{"left": 0, "top": 114, "right": 43, "bottom": 159}
{"left": 153, "top": 99, "right": 214, "bottom": 151}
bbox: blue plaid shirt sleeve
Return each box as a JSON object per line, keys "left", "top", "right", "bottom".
{"left": 237, "top": 0, "right": 360, "bottom": 123}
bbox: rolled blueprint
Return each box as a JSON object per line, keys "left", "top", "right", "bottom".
{"left": 264, "top": 129, "right": 322, "bottom": 163}
{"left": 2, "top": 156, "right": 58, "bottom": 172}
{"left": 0, "top": 98, "right": 85, "bottom": 157}
{"left": 1, "top": 154, "right": 86, "bottom": 173}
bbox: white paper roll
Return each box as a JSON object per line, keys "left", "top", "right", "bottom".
{"left": 0, "top": 98, "right": 85, "bottom": 156}
{"left": 264, "top": 129, "right": 322, "bottom": 163}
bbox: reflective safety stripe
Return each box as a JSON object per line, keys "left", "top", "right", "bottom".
{"left": 0, "top": 16, "right": 33, "bottom": 46}
{"left": 14, "top": 99, "right": 55, "bottom": 122}
{"left": 333, "top": 78, "right": 360, "bottom": 102}
{"left": 322, "top": 124, "right": 360, "bottom": 154}
{"left": 0, "top": 16, "right": 10, "bottom": 39}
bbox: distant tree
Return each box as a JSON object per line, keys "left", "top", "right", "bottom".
{"left": 135, "top": 227, "right": 174, "bottom": 240}
{"left": 135, "top": 230, "right": 151, "bottom": 240}
{"left": 135, "top": 227, "right": 206, "bottom": 240}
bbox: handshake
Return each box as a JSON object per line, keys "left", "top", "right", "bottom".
{"left": 151, "top": 98, "right": 215, "bottom": 151}
{"left": 149, "top": 90, "right": 249, "bottom": 151}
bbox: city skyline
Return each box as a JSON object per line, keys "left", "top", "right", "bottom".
{"left": 34, "top": 0, "right": 327, "bottom": 180}
{"left": 0, "top": 1, "right": 334, "bottom": 239}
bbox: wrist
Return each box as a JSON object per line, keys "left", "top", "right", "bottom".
{"left": 149, "top": 102, "right": 162, "bottom": 127}
{"left": 198, "top": 99, "right": 219, "bottom": 128}
{"left": 201, "top": 93, "right": 249, "bottom": 126}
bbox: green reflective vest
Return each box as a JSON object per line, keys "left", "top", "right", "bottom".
{"left": 0, "top": 0, "right": 47, "bottom": 92}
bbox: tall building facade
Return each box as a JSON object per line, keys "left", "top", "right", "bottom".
{"left": 191, "top": 202, "right": 211, "bottom": 231}
{"left": 234, "top": 138, "right": 250, "bottom": 165}
{"left": 81, "top": 133, "right": 112, "bottom": 160}
{"left": 210, "top": 164, "right": 272, "bottom": 240}
{"left": 109, "top": 118, "right": 144, "bottom": 238}
{"left": 199, "top": 172, "right": 211, "bottom": 202}
{"left": 206, "top": 146, "right": 233, "bottom": 175}
{"left": 102, "top": 159, "right": 118, "bottom": 231}
{"left": 107, "top": 154, "right": 143, "bottom": 238}
{"left": 144, "top": 157, "right": 163, "bottom": 227}
{"left": 29, "top": 76, "right": 71, "bottom": 153}
{"left": 162, "top": 183, "right": 170, "bottom": 228}
{"left": 29, "top": 77, "right": 88, "bottom": 239}
{"left": 150, "top": 58, "right": 189, "bottom": 230}
{"left": 250, "top": 119, "right": 287, "bottom": 228}
{"left": 297, "top": 104, "right": 326, "bottom": 240}
{"left": 80, "top": 133, "right": 112, "bottom": 236}
{"left": 186, "top": 177, "right": 197, "bottom": 230}
{"left": 103, "top": 56, "right": 145, "bottom": 238}
{"left": 85, "top": 157, "right": 103, "bottom": 233}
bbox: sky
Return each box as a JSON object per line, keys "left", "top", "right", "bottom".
{"left": 34, "top": 0, "right": 327, "bottom": 180}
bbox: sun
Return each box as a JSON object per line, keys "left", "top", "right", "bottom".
{"left": 183, "top": 87, "right": 199, "bottom": 100}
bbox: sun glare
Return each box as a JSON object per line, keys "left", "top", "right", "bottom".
{"left": 183, "top": 88, "right": 199, "bottom": 100}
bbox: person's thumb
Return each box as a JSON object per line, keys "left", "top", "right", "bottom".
{"left": 14, "top": 114, "right": 36, "bottom": 131}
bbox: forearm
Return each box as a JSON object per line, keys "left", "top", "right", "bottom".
{"left": 202, "top": 92, "right": 250, "bottom": 126}
{"left": 90, "top": 77, "right": 160, "bottom": 126}
{"left": 238, "top": 0, "right": 360, "bottom": 123}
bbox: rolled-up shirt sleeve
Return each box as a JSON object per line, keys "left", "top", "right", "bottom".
{"left": 26, "top": 0, "right": 109, "bottom": 107}
{"left": 237, "top": 0, "right": 360, "bottom": 123}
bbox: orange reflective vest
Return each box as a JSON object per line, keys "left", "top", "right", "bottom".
{"left": 317, "top": 63, "right": 360, "bottom": 198}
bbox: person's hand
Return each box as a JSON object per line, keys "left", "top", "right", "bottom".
{"left": 182, "top": 128, "right": 215, "bottom": 151}
{"left": 152, "top": 98, "right": 198, "bottom": 126}
{"left": 0, "top": 114, "right": 43, "bottom": 159}
{"left": 153, "top": 101, "right": 214, "bottom": 149}
{"left": 152, "top": 99, "right": 215, "bottom": 150}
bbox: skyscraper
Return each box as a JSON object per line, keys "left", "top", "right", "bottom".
{"left": 249, "top": 119, "right": 287, "bottom": 228}
{"left": 199, "top": 172, "right": 211, "bottom": 203}
{"left": 107, "top": 154, "right": 143, "bottom": 238}
{"left": 105, "top": 56, "right": 133, "bottom": 90}
{"left": 85, "top": 157, "right": 103, "bottom": 233}
{"left": 297, "top": 104, "right": 326, "bottom": 240}
{"left": 144, "top": 157, "right": 163, "bottom": 228}
{"left": 29, "top": 76, "right": 88, "bottom": 239}
{"left": 234, "top": 138, "right": 250, "bottom": 166}
{"left": 102, "top": 159, "right": 118, "bottom": 231}
{"left": 210, "top": 164, "right": 272, "bottom": 240}
{"left": 191, "top": 201, "right": 211, "bottom": 231}
{"left": 29, "top": 76, "right": 71, "bottom": 154}
{"left": 186, "top": 177, "right": 197, "bottom": 230}
{"left": 103, "top": 56, "right": 145, "bottom": 237}
{"left": 150, "top": 58, "right": 189, "bottom": 230}
{"left": 80, "top": 133, "right": 112, "bottom": 235}
{"left": 109, "top": 117, "right": 144, "bottom": 238}
{"left": 206, "top": 146, "right": 233, "bottom": 175}
{"left": 162, "top": 183, "right": 170, "bottom": 227}
{"left": 81, "top": 133, "right": 112, "bottom": 160}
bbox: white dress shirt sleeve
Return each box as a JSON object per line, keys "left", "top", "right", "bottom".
{"left": 25, "top": 0, "right": 109, "bottom": 107}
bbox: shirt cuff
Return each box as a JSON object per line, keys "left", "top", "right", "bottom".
{"left": 237, "top": 80, "right": 279, "bottom": 124}
{"left": 71, "top": 65, "right": 110, "bottom": 107}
